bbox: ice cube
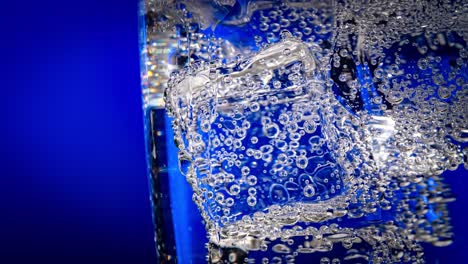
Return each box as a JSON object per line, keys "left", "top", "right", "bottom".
{"left": 165, "top": 37, "right": 363, "bottom": 235}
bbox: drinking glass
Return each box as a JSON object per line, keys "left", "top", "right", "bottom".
{"left": 138, "top": 1, "right": 467, "bottom": 263}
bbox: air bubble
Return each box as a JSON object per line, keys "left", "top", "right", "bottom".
{"left": 279, "top": 113, "right": 290, "bottom": 124}
{"left": 303, "top": 184, "right": 315, "bottom": 197}
{"left": 273, "top": 81, "right": 282, "bottom": 89}
{"left": 272, "top": 244, "right": 291, "bottom": 254}
{"left": 200, "top": 120, "right": 210, "bottom": 132}
{"left": 339, "top": 73, "right": 350, "bottom": 82}
{"left": 247, "top": 196, "right": 257, "bottom": 206}
{"left": 260, "top": 23, "right": 269, "bottom": 31}
{"left": 248, "top": 187, "right": 257, "bottom": 196}
{"left": 339, "top": 49, "right": 348, "bottom": 57}
{"left": 228, "top": 252, "right": 237, "bottom": 262}
{"left": 296, "top": 156, "right": 308, "bottom": 169}
{"left": 332, "top": 258, "right": 340, "bottom": 264}
{"left": 303, "top": 120, "right": 317, "bottom": 134}
{"left": 438, "top": 86, "right": 451, "bottom": 99}
{"left": 247, "top": 175, "right": 257, "bottom": 186}
{"left": 263, "top": 123, "right": 280, "bottom": 138}
{"left": 250, "top": 102, "right": 260, "bottom": 112}
{"left": 280, "top": 30, "right": 292, "bottom": 39}
{"left": 229, "top": 184, "right": 241, "bottom": 196}
{"left": 417, "top": 58, "right": 428, "bottom": 70}
{"left": 387, "top": 90, "right": 403, "bottom": 104}
{"left": 226, "top": 197, "right": 234, "bottom": 207}
{"left": 251, "top": 136, "right": 259, "bottom": 144}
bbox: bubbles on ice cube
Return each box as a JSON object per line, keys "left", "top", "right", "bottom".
{"left": 167, "top": 34, "right": 364, "bottom": 231}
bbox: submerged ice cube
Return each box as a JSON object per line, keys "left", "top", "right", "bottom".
{"left": 165, "top": 37, "right": 362, "bottom": 233}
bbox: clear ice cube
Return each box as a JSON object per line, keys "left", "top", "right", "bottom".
{"left": 165, "top": 37, "right": 364, "bottom": 244}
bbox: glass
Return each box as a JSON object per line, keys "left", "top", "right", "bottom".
{"left": 138, "top": 1, "right": 467, "bottom": 263}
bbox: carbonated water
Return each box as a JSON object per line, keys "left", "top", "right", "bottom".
{"left": 139, "top": 1, "right": 467, "bottom": 263}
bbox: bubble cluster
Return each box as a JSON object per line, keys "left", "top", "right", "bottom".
{"left": 143, "top": 0, "right": 468, "bottom": 263}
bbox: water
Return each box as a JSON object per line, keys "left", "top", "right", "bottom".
{"left": 139, "top": 0, "right": 467, "bottom": 263}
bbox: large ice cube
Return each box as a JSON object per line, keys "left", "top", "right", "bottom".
{"left": 165, "top": 36, "right": 363, "bottom": 234}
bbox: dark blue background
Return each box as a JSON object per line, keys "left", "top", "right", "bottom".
{"left": 0, "top": 0, "right": 466, "bottom": 263}
{"left": 1, "top": 0, "right": 156, "bottom": 263}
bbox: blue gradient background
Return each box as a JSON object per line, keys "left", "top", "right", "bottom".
{"left": 1, "top": 0, "right": 155, "bottom": 263}
{"left": 0, "top": 0, "right": 466, "bottom": 263}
